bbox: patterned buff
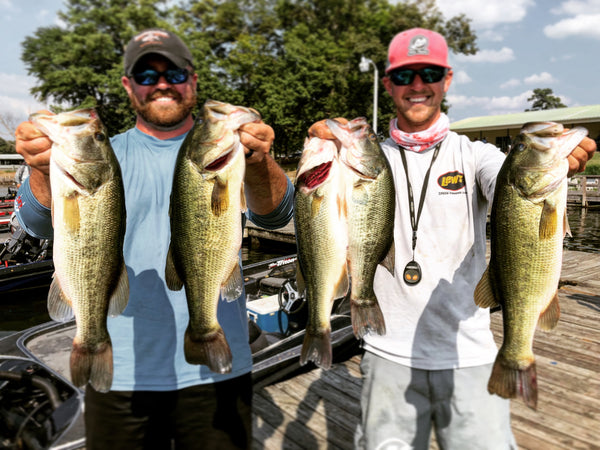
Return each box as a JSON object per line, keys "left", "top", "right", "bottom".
{"left": 390, "top": 113, "right": 450, "bottom": 152}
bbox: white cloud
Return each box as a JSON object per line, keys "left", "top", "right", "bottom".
{"left": 550, "top": 0, "right": 600, "bottom": 15}
{"left": 0, "top": 72, "right": 37, "bottom": 96}
{"left": 544, "top": 14, "right": 600, "bottom": 39}
{"left": 453, "top": 70, "right": 472, "bottom": 84}
{"left": 448, "top": 90, "right": 533, "bottom": 115}
{"left": 435, "top": 0, "right": 534, "bottom": 29}
{"left": 524, "top": 72, "right": 557, "bottom": 84}
{"left": 454, "top": 47, "right": 515, "bottom": 63}
{"left": 500, "top": 78, "right": 521, "bottom": 89}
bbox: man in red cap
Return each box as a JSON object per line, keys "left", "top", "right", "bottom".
{"left": 311, "top": 27, "right": 595, "bottom": 449}
{"left": 14, "top": 28, "right": 294, "bottom": 449}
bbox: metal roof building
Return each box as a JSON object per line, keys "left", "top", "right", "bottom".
{"left": 450, "top": 104, "right": 600, "bottom": 152}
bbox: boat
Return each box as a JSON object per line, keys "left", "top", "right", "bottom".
{"left": 0, "top": 251, "right": 358, "bottom": 449}
{"left": 0, "top": 186, "right": 17, "bottom": 232}
{"left": 0, "top": 215, "right": 54, "bottom": 295}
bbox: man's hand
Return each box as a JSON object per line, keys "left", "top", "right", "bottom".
{"left": 568, "top": 136, "right": 596, "bottom": 177}
{"left": 14, "top": 110, "right": 54, "bottom": 207}
{"left": 307, "top": 117, "right": 349, "bottom": 140}
{"left": 15, "top": 110, "right": 53, "bottom": 176}
{"left": 240, "top": 121, "right": 274, "bottom": 163}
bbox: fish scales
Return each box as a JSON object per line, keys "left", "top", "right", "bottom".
{"left": 475, "top": 121, "right": 588, "bottom": 410}
{"left": 166, "top": 100, "right": 259, "bottom": 374}
{"left": 329, "top": 118, "right": 394, "bottom": 339}
{"left": 32, "top": 108, "right": 129, "bottom": 393}
{"left": 295, "top": 137, "right": 349, "bottom": 370}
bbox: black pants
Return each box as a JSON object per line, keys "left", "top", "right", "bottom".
{"left": 84, "top": 373, "right": 252, "bottom": 449}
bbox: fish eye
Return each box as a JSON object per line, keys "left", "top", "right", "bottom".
{"left": 516, "top": 143, "right": 525, "bottom": 152}
{"left": 94, "top": 132, "right": 106, "bottom": 142}
{"left": 369, "top": 133, "right": 377, "bottom": 140}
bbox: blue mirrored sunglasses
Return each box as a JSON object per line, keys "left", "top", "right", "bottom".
{"left": 388, "top": 66, "right": 448, "bottom": 86}
{"left": 132, "top": 68, "right": 189, "bottom": 86}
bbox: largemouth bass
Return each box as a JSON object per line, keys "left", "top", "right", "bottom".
{"left": 327, "top": 118, "right": 394, "bottom": 339}
{"left": 295, "top": 136, "right": 349, "bottom": 369}
{"left": 165, "top": 100, "right": 259, "bottom": 374}
{"left": 31, "top": 109, "right": 129, "bottom": 393}
{"left": 474, "top": 121, "right": 587, "bottom": 410}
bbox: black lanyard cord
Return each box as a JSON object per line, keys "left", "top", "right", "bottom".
{"left": 397, "top": 142, "right": 442, "bottom": 259}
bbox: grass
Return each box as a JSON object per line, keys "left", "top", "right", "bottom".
{"left": 584, "top": 151, "right": 600, "bottom": 175}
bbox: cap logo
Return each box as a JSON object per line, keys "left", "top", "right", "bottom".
{"left": 407, "top": 35, "right": 429, "bottom": 56}
{"left": 134, "top": 30, "right": 170, "bottom": 47}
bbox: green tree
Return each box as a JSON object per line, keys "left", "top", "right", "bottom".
{"left": 525, "top": 88, "right": 567, "bottom": 111}
{"left": 21, "top": 0, "right": 477, "bottom": 156}
{"left": 0, "top": 137, "right": 16, "bottom": 154}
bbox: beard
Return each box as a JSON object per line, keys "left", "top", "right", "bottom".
{"left": 129, "top": 88, "right": 196, "bottom": 129}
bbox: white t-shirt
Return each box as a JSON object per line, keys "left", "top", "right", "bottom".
{"left": 363, "top": 131, "right": 506, "bottom": 370}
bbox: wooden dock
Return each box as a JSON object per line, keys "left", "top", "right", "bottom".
{"left": 568, "top": 175, "right": 600, "bottom": 207}
{"left": 251, "top": 248, "right": 600, "bottom": 449}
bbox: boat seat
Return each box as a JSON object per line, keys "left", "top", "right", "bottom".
{"left": 258, "top": 277, "right": 289, "bottom": 290}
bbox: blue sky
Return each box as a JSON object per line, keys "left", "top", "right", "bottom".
{"left": 1, "top": 0, "right": 599, "bottom": 139}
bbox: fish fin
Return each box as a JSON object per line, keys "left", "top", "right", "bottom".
{"left": 351, "top": 299, "right": 386, "bottom": 339}
{"left": 487, "top": 353, "right": 537, "bottom": 410}
{"left": 107, "top": 261, "right": 129, "bottom": 317}
{"left": 47, "top": 275, "right": 74, "bottom": 322}
{"left": 379, "top": 240, "right": 395, "bottom": 275}
{"left": 211, "top": 178, "right": 229, "bottom": 216}
{"left": 474, "top": 266, "right": 500, "bottom": 309}
{"left": 335, "top": 263, "right": 350, "bottom": 299}
{"left": 165, "top": 243, "right": 184, "bottom": 291}
{"left": 538, "top": 292, "right": 560, "bottom": 331}
{"left": 221, "top": 263, "right": 243, "bottom": 302}
{"left": 351, "top": 181, "right": 369, "bottom": 205}
{"left": 70, "top": 338, "right": 113, "bottom": 393}
{"left": 300, "top": 328, "right": 332, "bottom": 369}
{"left": 539, "top": 199, "right": 557, "bottom": 240}
{"left": 564, "top": 211, "right": 572, "bottom": 238}
{"left": 63, "top": 195, "right": 81, "bottom": 232}
{"left": 295, "top": 266, "right": 306, "bottom": 296}
{"left": 240, "top": 182, "right": 247, "bottom": 213}
{"left": 311, "top": 193, "right": 323, "bottom": 217}
{"left": 184, "top": 326, "right": 232, "bottom": 374}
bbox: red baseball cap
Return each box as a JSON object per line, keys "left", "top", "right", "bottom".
{"left": 386, "top": 28, "right": 450, "bottom": 73}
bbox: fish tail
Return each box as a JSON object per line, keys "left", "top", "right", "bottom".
{"left": 300, "top": 328, "right": 332, "bottom": 369}
{"left": 70, "top": 340, "right": 113, "bottom": 393}
{"left": 184, "top": 326, "right": 233, "bottom": 374}
{"left": 351, "top": 299, "right": 386, "bottom": 339}
{"left": 487, "top": 353, "right": 538, "bottom": 410}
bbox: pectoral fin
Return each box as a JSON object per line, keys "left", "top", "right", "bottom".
{"left": 211, "top": 177, "right": 229, "bottom": 216}
{"left": 63, "top": 195, "right": 80, "bottom": 232}
{"left": 539, "top": 199, "right": 557, "bottom": 240}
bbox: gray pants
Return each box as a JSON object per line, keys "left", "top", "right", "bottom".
{"left": 355, "top": 351, "right": 516, "bottom": 450}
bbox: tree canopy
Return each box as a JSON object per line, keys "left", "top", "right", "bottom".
{"left": 21, "top": 0, "right": 477, "bottom": 156}
{"left": 525, "top": 88, "right": 567, "bottom": 112}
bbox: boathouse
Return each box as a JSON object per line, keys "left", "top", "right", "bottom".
{"left": 450, "top": 104, "right": 600, "bottom": 153}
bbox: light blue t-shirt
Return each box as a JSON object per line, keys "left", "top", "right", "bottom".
{"left": 15, "top": 126, "right": 294, "bottom": 391}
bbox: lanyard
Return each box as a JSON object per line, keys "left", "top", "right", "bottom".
{"left": 397, "top": 142, "right": 442, "bottom": 284}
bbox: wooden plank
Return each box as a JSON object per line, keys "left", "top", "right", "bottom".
{"left": 252, "top": 248, "right": 600, "bottom": 449}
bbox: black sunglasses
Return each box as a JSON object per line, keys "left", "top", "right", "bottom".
{"left": 132, "top": 67, "right": 189, "bottom": 86}
{"left": 388, "top": 66, "right": 448, "bottom": 86}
